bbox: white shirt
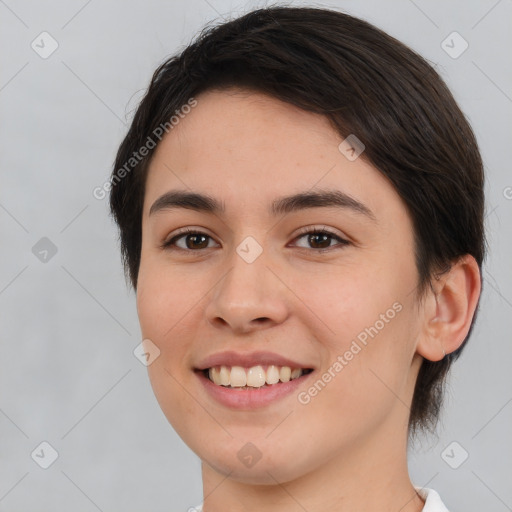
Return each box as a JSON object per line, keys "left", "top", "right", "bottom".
{"left": 189, "top": 487, "right": 449, "bottom": 511}
{"left": 415, "top": 487, "right": 450, "bottom": 511}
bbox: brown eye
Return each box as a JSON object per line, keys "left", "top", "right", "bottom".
{"left": 306, "top": 233, "right": 332, "bottom": 249}
{"left": 292, "top": 228, "right": 350, "bottom": 252}
{"left": 161, "top": 227, "right": 349, "bottom": 254}
{"left": 162, "top": 230, "right": 217, "bottom": 251}
{"left": 182, "top": 233, "right": 209, "bottom": 249}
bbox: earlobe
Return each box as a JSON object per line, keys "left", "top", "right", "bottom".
{"left": 416, "top": 255, "right": 481, "bottom": 362}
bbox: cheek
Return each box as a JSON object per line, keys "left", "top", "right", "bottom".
{"left": 295, "top": 262, "right": 401, "bottom": 346}
{"left": 297, "top": 319, "right": 415, "bottom": 450}
{"left": 296, "top": 261, "right": 417, "bottom": 409}
{"left": 137, "top": 273, "right": 198, "bottom": 439}
{"left": 136, "top": 257, "right": 197, "bottom": 341}
{"left": 136, "top": 260, "right": 208, "bottom": 398}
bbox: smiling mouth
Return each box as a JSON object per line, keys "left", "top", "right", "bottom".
{"left": 200, "top": 365, "right": 314, "bottom": 389}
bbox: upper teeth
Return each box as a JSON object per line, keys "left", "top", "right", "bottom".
{"left": 208, "top": 365, "right": 305, "bottom": 388}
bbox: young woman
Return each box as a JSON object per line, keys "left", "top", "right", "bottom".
{"left": 109, "top": 6, "right": 485, "bottom": 511}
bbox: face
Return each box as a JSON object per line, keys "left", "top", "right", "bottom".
{"left": 137, "top": 88, "right": 423, "bottom": 484}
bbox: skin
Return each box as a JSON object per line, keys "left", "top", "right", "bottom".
{"left": 136, "top": 88, "right": 481, "bottom": 512}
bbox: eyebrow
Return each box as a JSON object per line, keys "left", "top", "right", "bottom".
{"left": 149, "top": 188, "right": 376, "bottom": 222}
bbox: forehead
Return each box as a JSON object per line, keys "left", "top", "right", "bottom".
{"left": 143, "top": 88, "right": 406, "bottom": 224}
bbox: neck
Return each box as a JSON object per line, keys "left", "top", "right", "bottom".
{"left": 200, "top": 415, "right": 425, "bottom": 512}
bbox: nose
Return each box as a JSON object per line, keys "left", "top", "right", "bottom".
{"left": 204, "top": 243, "right": 289, "bottom": 335}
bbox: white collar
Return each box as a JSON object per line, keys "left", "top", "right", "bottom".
{"left": 415, "top": 487, "right": 450, "bottom": 511}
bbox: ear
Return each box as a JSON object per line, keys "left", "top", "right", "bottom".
{"left": 416, "top": 255, "right": 482, "bottom": 361}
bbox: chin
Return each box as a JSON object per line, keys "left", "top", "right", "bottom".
{"left": 203, "top": 454, "right": 307, "bottom": 485}
{"left": 194, "top": 436, "right": 314, "bottom": 485}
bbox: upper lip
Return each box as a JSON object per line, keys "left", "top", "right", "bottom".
{"left": 195, "top": 350, "right": 313, "bottom": 371}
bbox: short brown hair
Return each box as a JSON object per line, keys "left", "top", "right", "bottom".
{"left": 109, "top": 6, "right": 486, "bottom": 436}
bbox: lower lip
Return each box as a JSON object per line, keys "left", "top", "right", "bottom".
{"left": 195, "top": 370, "right": 314, "bottom": 409}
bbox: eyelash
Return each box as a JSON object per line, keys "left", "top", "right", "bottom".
{"left": 160, "top": 226, "right": 350, "bottom": 254}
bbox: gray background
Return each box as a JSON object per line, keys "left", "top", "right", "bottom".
{"left": 1, "top": 0, "right": 511, "bottom": 510}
